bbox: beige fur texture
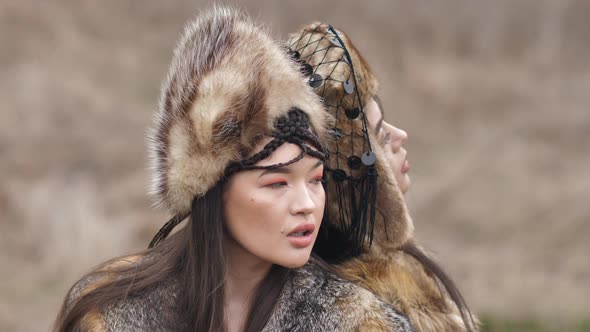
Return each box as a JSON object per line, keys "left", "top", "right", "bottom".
{"left": 289, "top": 23, "right": 478, "bottom": 332}
{"left": 149, "top": 7, "right": 327, "bottom": 216}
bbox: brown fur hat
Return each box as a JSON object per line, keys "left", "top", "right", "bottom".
{"left": 288, "top": 23, "right": 413, "bottom": 249}
{"left": 149, "top": 8, "right": 327, "bottom": 216}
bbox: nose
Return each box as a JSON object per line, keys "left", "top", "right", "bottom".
{"left": 383, "top": 122, "right": 408, "bottom": 152}
{"left": 393, "top": 126, "right": 408, "bottom": 145}
{"left": 290, "top": 183, "right": 317, "bottom": 217}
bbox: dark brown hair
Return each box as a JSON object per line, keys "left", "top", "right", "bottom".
{"left": 53, "top": 181, "right": 289, "bottom": 332}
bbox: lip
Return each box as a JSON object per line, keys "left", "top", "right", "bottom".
{"left": 287, "top": 223, "right": 315, "bottom": 248}
{"left": 402, "top": 159, "right": 410, "bottom": 173}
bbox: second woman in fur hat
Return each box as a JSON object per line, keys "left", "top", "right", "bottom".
{"left": 288, "top": 23, "right": 479, "bottom": 332}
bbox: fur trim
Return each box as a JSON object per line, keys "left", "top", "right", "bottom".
{"left": 148, "top": 7, "right": 326, "bottom": 215}
{"left": 288, "top": 23, "right": 413, "bottom": 247}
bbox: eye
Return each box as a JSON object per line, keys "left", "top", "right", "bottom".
{"left": 380, "top": 132, "right": 390, "bottom": 146}
{"left": 267, "top": 181, "right": 288, "bottom": 189}
{"left": 310, "top": 175, "right": 324, "bottom": 185}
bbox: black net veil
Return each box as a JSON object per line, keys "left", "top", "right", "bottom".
{"left": 287, "top": 24, "right": 380, "bottom": 259}
{"left": 148, "top": 109, "right": 328, "bottom": 248}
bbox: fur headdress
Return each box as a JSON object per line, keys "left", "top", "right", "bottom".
{"left": 288, "top": 23, "right": 413, "bottom": 257}
{"left": 148, "top": 8, "right": 327, "bottom": 218}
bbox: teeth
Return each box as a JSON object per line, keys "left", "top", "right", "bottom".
{"left": 291, "top": 231, "right": 305, "bottom": 237}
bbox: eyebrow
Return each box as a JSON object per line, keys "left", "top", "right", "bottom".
{"left": 373, "top": 95, "right": 385, "bottom": 133}
{"left": 258, "top": 160, "right": 324, "bottom": 178}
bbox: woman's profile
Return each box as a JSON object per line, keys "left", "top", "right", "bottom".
{"left": 53, "top": 7, "right": 414, "bottom": 332}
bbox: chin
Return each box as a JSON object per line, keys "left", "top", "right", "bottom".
{"left": 402, "top": 175, "right": 411, "bottom": 193}
{"left": 396, "top": 173, "right": 410, "bottom": 194}
{"left": 278, "top": 251, "right": 312, "bottom": 269}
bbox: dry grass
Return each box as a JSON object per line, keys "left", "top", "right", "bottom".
{"left": 1, "top": 0, "right": 589, "bottom": 330}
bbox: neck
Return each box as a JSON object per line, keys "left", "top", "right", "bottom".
{"left": 223, "top": 233, "right": 272, "bottom": 330}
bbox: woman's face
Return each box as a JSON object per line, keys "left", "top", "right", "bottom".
{"left": 223, "top": 139, "right": 325, "bottom": 269}
{"left": 364, "top": 98, "right": 411, "bottom": 193}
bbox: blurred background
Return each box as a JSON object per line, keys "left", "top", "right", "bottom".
{"left": 1, "top": 0, "right": 589, "bottom": 331}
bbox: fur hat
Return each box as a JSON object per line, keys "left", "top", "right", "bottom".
{"left": 149, "top": 7, "right": 327, "bottom": 216}
{"left": 288, "top": 23, "right": 413, "bottom": 252}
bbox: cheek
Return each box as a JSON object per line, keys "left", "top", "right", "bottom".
{"left": 225, "top": 190, "right": 287, "bottom": 244}
{"left": 383, "top": 150, "right": 398, "bottom": 170}
{"left": 312, "top": 187, "right": 326, "bottom": 225}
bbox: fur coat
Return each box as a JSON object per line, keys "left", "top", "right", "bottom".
{"left": 64, "top": 255, "right": 415, "bottom": 332}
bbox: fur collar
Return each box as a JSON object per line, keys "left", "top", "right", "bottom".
{"left": 67, "top": 258, "right": 415, "bottom": 331}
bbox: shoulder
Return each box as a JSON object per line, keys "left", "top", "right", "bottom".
{"left": 60, "top": 253, "right": 182, "bottom": 332}
{"left": 64, "top": 254, "right": 145, "bottom": 306}
{"left": 61, "top": 270, "right": 111, "bottom": 332}
{"left": 337, "top": 245, "right": 475, "bottom": 331}
{"left": 264, "top": 259, "right": 415, "bottom": 332}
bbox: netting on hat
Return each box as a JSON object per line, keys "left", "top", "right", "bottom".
{"left": 287, "top": 24, "right": 379, "bottom": 256}
{"left": 149, "top": 108, "right": 328, "bottom": 248}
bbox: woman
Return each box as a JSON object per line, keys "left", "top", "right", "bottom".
{"left": 53, "top": 8, "right": 415, "bottom": 332}
{"left": 288, "top": 23, "right": 478, "bottom": 331}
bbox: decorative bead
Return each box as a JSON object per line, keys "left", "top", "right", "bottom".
{"left": 361, "top": 151, "right": 376, "bottom": 166}
{"left": 331, "top": 169, "right": 347, "bottom": 182}
{"left": 345, "top": 108, "right": 360, "bottom": 119}
{"left": 301, "top": 64, "right": 313, "bottom": 77}
{"left": 347, "top": 156, "right": 362, "bottom": 169}
{"left": 366, "top": 166, "right": 377, "bottom": 176}
{"left": 309, "top": 74, "right": 323, "bottom": 88}
{"left": 343, "top": 80, "right": 354, "bottom": 94}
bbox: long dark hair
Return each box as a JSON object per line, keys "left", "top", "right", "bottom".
{"left": 54, "top": 182, "right": 290, "bottom": 332}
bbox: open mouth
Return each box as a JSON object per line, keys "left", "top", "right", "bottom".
{"left": 286, "top": 223, "right": 315, "bottom": 248}
{"left": 288, "top": 230, "right": 313, "bottom": 237}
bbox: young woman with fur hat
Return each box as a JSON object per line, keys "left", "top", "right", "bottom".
{"left": 288, "top": 23, "right": 479, "bottom": 332}
{"left": 53, "top": 7, "right": 415, "bottom": 332}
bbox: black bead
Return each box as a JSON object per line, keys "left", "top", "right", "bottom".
{"left": 301, "top": 64, "right": 313, "bottom": 77}
{"left": 366, "top": 166, "right": 377, "bottom": 176}
{"left": 345, "top": 107, "right": 360, "bottom": 119}
{"left": 347, "top": 156, "right": 362, "bottom": 169}
{"left": 331, "top": 169, "right": 347, "bottom": 182}
{"left": 361, "top": 151, "right": 376, "bottom": 166}
{"left": 309, "top": 74, "right": 323, "bottom": 88}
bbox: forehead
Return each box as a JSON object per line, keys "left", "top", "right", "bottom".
{"left": 244, "top": 135, "right": 325, "bottom": 171}
{"left": 253, "top": 140, "right": 308, "bottom": 168}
